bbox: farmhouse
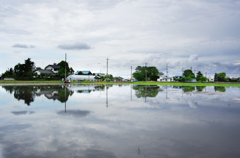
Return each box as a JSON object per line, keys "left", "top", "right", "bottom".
{"left": 45, "top": 64, "right": 61, "bottom": 74}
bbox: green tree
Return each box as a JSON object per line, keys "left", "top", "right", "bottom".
{"left": 196, "top": 71, "right": 203, "bottom": 78}
{"left": 183, "top": 69, "right": 195, "bottom": 77}
{"left": 214, "top": 72, "right": 226, "bottom": 82}
{"left": 218, "top": 72, "right": 226, "bottom": 81}
{"left": 13, "top": 58, "right": 35, "bottom": 80}
{"left": 1, "top": 68, "right": 14, "bottom": 78}
{"left": 133, "top": 66, "right": 159, "bottom": 81}
{"left": 57, "top": 60, "right": 70, "bottom": 78}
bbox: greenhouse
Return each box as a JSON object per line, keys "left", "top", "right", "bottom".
{"left": 66, "top": 75, "right": 97, "bottom": 81}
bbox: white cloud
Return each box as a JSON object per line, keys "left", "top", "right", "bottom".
{"left": 0, "top": 0, "right": 240, "bottom": 77}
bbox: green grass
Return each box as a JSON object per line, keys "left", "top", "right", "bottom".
{"left": 1, "top": 80, "right": 240, "bottom": 87}
{"left": 0, "top": 80, "right": 62, "bottom": 84}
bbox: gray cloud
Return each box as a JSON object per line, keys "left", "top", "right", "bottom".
{"left": 57, "top": 42, "right": 91, "bottom": 50}
{"left": 12, "top": 44, "right": 36, "bottom": 48}
{"left": 57, "top": 110, "right": 91, "bottom": 118}
{"left": 0, "top": 27, "right": 32, "bottom": 35}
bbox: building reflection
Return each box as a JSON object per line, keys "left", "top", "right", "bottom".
{"left": 1, "top": 84, "right": 111, "bottom": 106}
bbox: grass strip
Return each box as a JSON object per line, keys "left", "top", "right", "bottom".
{"left": 0, "top": 80, "right": 240, "bottom": 87}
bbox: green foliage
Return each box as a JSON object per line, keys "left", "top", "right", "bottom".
{"left": 197, "top": 76, "right": 207, "bottom": 82}
{"left": 132, "top": 85, "right": 159, "bottom": 98}
{"left": 218, "top": 72, "right": 226, "bottom": 81}
{"left": 133, "top": 66, "right": 159, "bottom": 81}
{"left": 214, "top": 86, "right": 226, "bottom": 92}
{"left": 183, "top": 69, "right": 195, "bottom": 78}
{"left": 57, "top": 87, "right": 74, "bottom": 103}
{"left": 196, "top": 71, "right": 203, "bottom": 78}
{"left": 57, "top": 60, "right": 70, "bottom": 78}
{"left": 214, "top": 72, "right": 226, "bottom": 81}
{"left": 175, "top": 69, "right": 196, "bottom": 82}
{"left": 2, "top": 68, "right": 14, "bottom": 78}
{"left": 105, "top": 74, "right": 114, "bottom": 81}
{"left": 13, "top": 58, "right": 35, "bottom": 80}
{"left": 196, "top": 86, "right": 206, "bottom": 91}
{"left": 2, "top": 86, "right": 38, "bottom": 105}
{"left": 180, "top": 86, "right": 195, "bottom": 92}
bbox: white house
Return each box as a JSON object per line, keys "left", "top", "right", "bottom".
{"left": 35, "top": 69, "right": 55, "bottom": 75}
{"left": 45, "top": 64, "right": 61, "bottom": 74}
{"left": 157, "top": 75, "right": 174, "bottom": 82}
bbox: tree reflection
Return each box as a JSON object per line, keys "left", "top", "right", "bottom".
{"left": 214, "top": 86, "right": 226, "bottom": 92}
{"left": 2, "top": 85, "right": 73, "bottom": 105}
{"left": 57, "top": 87, "right": 74, "bottom": 103}
{"left": 2, "top": 86, "right": 38, "bottom": 105}
{"left": 196, "top": 86, "right": 206, "bottom": 91}
{"left": 132, "top": 85, "right": 159, "bottom": 98}
{"left": 179, "top": 86, "right": 195, "bottom": 92}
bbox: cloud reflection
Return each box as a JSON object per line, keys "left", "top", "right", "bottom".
{"left": 11, "top": 111, "right": 35, "bottom": 115}
{"left": 57, "top": 110, "right": 91, "bottom": 118}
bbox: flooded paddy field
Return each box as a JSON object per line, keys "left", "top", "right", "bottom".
{"left": 0, "top": 84, "right": 240, "bottom": 158}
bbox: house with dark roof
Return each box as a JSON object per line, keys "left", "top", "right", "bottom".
{"left": 34, "top": 64, "right": 61, "bottom": 76}
{"left": 45, "top": 64, "right": 61, "bottom": 74}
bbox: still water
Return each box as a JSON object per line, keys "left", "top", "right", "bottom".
{"left": 0, "top": 84, "right": 240, "bottom": 158}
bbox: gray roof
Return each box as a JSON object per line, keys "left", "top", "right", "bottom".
{"left": 35, "top": 69, "right": 55, "bottom": 74}
{"left": 45, "top": 65, "right": 61, "bottom": 69}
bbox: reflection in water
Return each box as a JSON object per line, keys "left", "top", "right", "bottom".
{"left": 132, "top": 85, "right": 160, "bottom": 98}
{"left": 214, "top": 86, "right": 226, "bottom": 92}
{"left": 57, "top": 110, "right": 91, "bottom": 118}
{"left": 0, "top": 84, "right": 239, "bottom": 157}
{"left": 196, "top": 86, "right": 206, "bottom": 91}
{"left": 1, "top": 84, "right": 111, "bottom": 106}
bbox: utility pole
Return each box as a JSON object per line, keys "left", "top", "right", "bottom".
{"left": 131, "top": 66, "right": 132, "bottom": 81}
{"left": 181, "top": 59, "right": 183, "bottom": 75}
{"left": 145, "top": 63, "right": 147, "bottom": 81}
{"left": 166, "top": 64, "right": 168, "bottom": 76}
{"left": 106, "top": 58, "right": 109, "bottom": 77}
{"left": 65, "top": 53, "right": 67, "bottom": 81}
{"left": 191, "top": 66, "right": 192, "bottom": 71}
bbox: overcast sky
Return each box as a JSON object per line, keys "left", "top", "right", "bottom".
{"left": 1, "top": 0, "right": 240, "bottom": 78}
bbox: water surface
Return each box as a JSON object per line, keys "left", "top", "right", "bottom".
{"left": 0, "top": 84, "right": 240, "bottom": 158}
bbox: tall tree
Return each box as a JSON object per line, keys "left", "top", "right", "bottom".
{"left": 13, "top": 58, "right": 36, "bottom": 80}
{"left": 196, "top": 71, "right": 203, "bottom": 78}
{"left": 133, "top": 66, "right": 159, "bottom": 81}
{"left": 214, "top": 72, "right": 226, "bottom": 81}
{"left": 57, "top": 60, "right": 70, "bottom": 78}
{"left": 183, "top": 69, "right": 195, "bottom": 78}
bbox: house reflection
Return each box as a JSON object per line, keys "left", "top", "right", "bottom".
{"left": 35, "top": 90, "right": 59, "bottom": 100}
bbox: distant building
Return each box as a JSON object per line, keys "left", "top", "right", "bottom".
{"left": 75, "top": 71, "right": 92, "bottom": 75}
{"left": 157, "top": 75, "right": 174, "bottom": 82}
